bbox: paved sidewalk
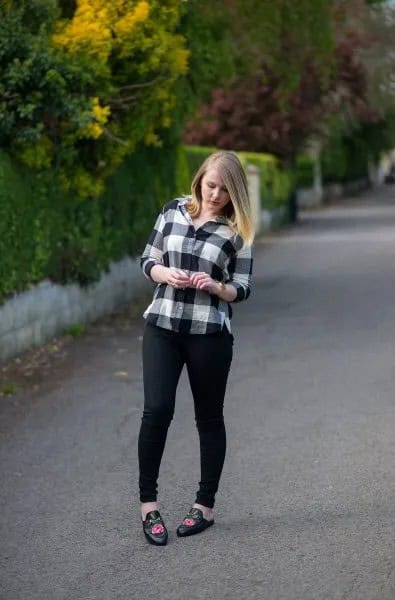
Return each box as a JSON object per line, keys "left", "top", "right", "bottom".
{"left": 1, "top": 186, "right": 395, "bottom": 600}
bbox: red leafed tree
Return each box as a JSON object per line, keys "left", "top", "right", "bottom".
{"left": 183, "top": 62, "right": 325, "bottom": 161}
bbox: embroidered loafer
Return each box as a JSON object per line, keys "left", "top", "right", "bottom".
{"left": 176, "top": 507, "right": 214, "bottom": 537}
{"left": 142, "top": 510, "right": 168, "bottom": 546}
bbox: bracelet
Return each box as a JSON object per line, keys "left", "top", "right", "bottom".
{"left": 218, "top": 281, "right": 226, "bottom": 294}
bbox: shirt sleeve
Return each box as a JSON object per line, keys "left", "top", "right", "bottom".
{"left": 226, "top": 242, "right": 253, "bottom": 302}
{"left": 140, "top": 209, "right": 166, "bottom": 280}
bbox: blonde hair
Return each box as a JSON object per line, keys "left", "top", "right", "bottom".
{"left": 188, "top": 151, "right": 255, "bottom": 245}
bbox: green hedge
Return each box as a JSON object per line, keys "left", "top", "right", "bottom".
{"left": 320, "top": 123, "right": 370, "bottom": 184}
{"left": 0, "top": 144, "right": 190, "bottom": 303}
{"left": 295, "top": 155, "right": 315, "bottom": 188}
{"left": 321, "top": 132, "right": 348, "bottom": 184}
{"left": 0, "top": 153, "right": 56, "bottom": 300}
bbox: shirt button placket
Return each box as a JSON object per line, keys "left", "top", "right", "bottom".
{"left": 180, "top": 227, "right": 195, "bottom": 322}
{"left": 177, "top": 302, "right": 183, "bottom": 318}
{"left": 191, "top": 228, "right": 197, "bottom": 265}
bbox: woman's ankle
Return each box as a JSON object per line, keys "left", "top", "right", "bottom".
{"left": 193, "top": 503, "right": 214, "bottom": 521}
{"left": 141, "top": 501, "right": 159, "bottom": 520}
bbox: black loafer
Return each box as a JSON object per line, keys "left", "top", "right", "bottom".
{"left": 176, "top": 507, "right": 214, "bottom": 537}
{"left": 142, "top": 510, "right": 168, "bottom": 546}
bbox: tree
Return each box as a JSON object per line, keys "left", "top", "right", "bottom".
{"left": 323, "top": 0, "right": 395, "bottom": 164}
{"left": 223, "top": 0, "right": 336, "bottom": 93}
{"left": 183, "top": 63, "right": 325, "bottom": 162}
{"left": 0, "top": 2, "right": 95, "bottom": 172}
{"left": 183, "top": 0, "right": 392, "bottom": 164}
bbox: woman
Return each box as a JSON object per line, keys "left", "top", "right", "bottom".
{"left": 138, "top": 150, "right": 254, "bottom": 545}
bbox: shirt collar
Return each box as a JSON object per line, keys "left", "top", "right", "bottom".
{"left": 178, "top": 197, "right": 228, "bottom": 226}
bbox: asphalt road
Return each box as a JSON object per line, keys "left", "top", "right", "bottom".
{"left": 1, "top": 186, "right": 395, "bottom": 600}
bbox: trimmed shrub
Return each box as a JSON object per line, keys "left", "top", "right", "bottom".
{"left": 0, "top": 143, "right": 190, "bottom": 303}
{"left": 320, "top": 123, "right": 369, "bottom": 184}
{"left": 295, "top": 155, "right": 315, "bottom": 188}
{"left": 0, "top": 152, "right": 56, "bottom": 300}
{"left": 321, "top": 132, "right": 348, "bottom": 184}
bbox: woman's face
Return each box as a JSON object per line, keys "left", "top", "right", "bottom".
{"left": 200, "top": 167, "right": 231, "bottom": 216}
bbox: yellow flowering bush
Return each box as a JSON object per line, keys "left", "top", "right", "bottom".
{"left": 51, "top": 0, "right": 189, "bottom": 195}
{"left": 78, "top": 97, "right": 111, "bottom": 140}
{"left": 0, "top": 1, "right": 189, "bottom": 198}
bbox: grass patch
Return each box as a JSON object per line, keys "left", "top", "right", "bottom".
{"left": 0, "top": 382, "right": 19, "bottom": 396}
{"left": 65, "top": 323, "right": 86, "bottom": 337}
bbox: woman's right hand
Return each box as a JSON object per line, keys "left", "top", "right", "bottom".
{"left": 149, "top": 265, "right": 190, "bottom": 288}
{"left": 165, "top": 268, "right": 190, "bottom": 289}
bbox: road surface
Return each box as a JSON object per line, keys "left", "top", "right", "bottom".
{"left": 1, "top": 186, "right": 395, "bottom": 600}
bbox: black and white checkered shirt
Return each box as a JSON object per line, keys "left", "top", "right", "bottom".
{"left": 141, "top": 197, "right": 253, "bottom": 334}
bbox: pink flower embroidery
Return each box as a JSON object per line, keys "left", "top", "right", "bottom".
{"left": 151, "top": 524, "right": 165, "bottom": 534}
{"left": 183, "top": 518, "right": 195, "bottom": 526}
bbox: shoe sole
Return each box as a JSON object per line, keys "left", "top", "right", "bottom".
{"left": 143, "top": 531, "right": 168, "bottom": 546}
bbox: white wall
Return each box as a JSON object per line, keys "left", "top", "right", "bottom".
{"left": 0, "top": 257, "right": 152, "bottom": 363}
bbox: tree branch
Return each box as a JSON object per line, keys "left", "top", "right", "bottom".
{"left": 102, "top": 127, "right": 129, "bottom": 146}
{"left": 118, "top": 75, "right": 168, "bottom": 92}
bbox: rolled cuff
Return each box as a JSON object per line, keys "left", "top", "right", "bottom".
{"left": 141, "top": 258, "right": 160, "bottom": 280}
{"left": 227, "top": 281, "right": 251, "bottom": 303}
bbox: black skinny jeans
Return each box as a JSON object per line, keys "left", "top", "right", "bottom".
{"left": 138, "top": 323, "right": 233, "bottom": 509}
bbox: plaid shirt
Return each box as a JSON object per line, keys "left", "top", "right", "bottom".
{"left": 141, "top": 197, "right": 253, "bottom": 334}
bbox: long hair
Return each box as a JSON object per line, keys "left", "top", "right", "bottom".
{"left": 188, "top": 151, "right": 255, "bottom": 245}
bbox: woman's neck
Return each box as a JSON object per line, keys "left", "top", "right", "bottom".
{"left": 198, "top": 207, "right": 220, "bottom": 221}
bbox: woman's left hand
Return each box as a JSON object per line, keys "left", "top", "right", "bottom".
{"left": 189, "top": 272, "right": 221, "bottom": 295}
